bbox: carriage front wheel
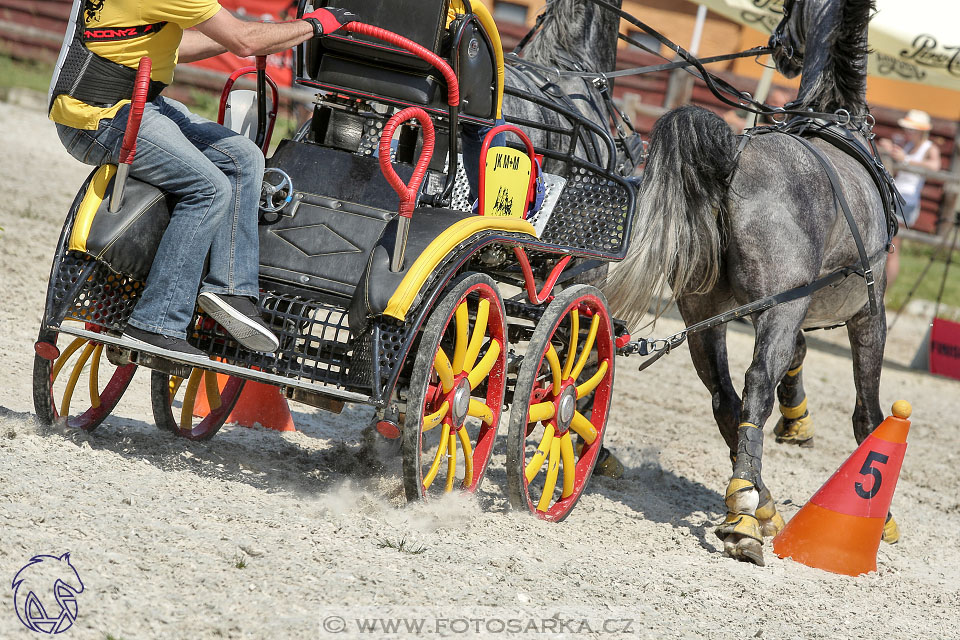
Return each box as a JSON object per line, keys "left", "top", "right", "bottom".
{"left": 33, "top": 325, "right": 137, "bottom": 430}
{"left": 402, "top": 272, "right": 508, "bottom": 502}
{"left": 506, "top": 285, "right": 615, "bottom": 521}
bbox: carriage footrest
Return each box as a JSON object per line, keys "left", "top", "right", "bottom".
{"left": 55, "top": 325, "right": 374, "bottom": 405}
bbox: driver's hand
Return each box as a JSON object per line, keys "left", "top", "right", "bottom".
{"left": 302, "top": 7, "right": 359, "bottom": 37}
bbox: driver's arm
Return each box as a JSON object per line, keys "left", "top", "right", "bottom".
{"left": 183, "top": 6, "right": 356, "bottom": 60}
{"left": 188, "top": 8, "right": 313, "bottom": 59}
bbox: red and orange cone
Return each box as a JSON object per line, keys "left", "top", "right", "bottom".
{"left": 195, "top": 375, "right": 295, "bottom": 432}
{"left": 772, "top": 401, "right": 912, "bottom": 576}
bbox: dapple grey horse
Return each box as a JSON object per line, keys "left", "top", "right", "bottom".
{"left": 606, "top": 0, "right": 894, "bottom": 565}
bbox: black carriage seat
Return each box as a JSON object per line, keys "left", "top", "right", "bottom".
{"left": 68, "top": 164, "right": 171, "bottom": 282}
{"left": 301, "top": 0, "right": 499, "bottom": 122}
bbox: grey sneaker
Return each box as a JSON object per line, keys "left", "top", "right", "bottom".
{"left": 197, "top": 292, "right": 280, "bottom": 353}
{"left": 122, "top": 325, "right": 207, "bottom": 357}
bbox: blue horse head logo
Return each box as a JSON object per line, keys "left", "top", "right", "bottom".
{"left": 11, "top": 553, "right": 84, "bottom": 634}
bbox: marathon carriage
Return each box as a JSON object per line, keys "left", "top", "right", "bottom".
{"left": 33, "top": 0, "right": 637, "bottom": 521}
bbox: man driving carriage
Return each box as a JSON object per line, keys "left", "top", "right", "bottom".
{"left": 48, "top": 0, "right": 358, "bottom": 355}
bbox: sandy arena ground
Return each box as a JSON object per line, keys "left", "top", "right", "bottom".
{"left": 1, "top": 99, "right": 959, "bottom": 639}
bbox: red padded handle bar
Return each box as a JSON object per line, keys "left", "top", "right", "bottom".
{"left": 379, "top": 107, "right": 435, "bottom": 219}
{"left": 118, "top": 57, "right": 152, "bottom": 166}
{"left": 341, "top": 22, "right": 460, "bottom": 107}
{"left": 216, "top": 56, "right": 280, "bottom": 154}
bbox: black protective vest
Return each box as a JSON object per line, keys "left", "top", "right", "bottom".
{"left": 49, "top": 0, "right": 168, "bottom": 112}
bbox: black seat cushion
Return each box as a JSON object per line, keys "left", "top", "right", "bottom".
{"left": 349, "top": 207, "right": 474, "bottom": 331}
{"left": 72, "top": 171, "right": 171, "bottom": 282}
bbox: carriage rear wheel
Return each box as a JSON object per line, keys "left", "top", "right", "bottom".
{"left": 33, "top": 324, "right": 137, "bottom": 430}
{"left": 402, "top": 272, "right": 507, "bottom": 502}
{"left": 506, "top": 285, "right": 615, "bottom": 521}
{"left": 150, "top": 369, "right": 245, "bottom": 440}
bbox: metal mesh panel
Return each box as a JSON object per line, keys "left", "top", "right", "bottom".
{"left": 192, "top": 292, "right": 360, "bottom": 389}
{"left": 49, "top": 253, "right": 381, "bottom": 392}
{"left": 55, "top": 253, "right": 143, "bottom": 330}
{"left": 538, "top": 166, "right": 631, "bottom": 257}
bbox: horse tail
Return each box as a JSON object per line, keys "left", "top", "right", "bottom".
{"left": 606, "top": 104, "right": 738, "bottom": 329}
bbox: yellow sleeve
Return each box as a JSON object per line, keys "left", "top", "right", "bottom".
{"left": 145, "top": 0, "right": 222, "bottom": 29}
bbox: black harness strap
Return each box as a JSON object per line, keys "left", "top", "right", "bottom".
{"left": 788, "top": 134, "right": 879, "bottom": 316}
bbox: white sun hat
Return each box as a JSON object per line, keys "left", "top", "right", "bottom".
{"left": 898, "top": 109, "right": 932, "bottom": 131}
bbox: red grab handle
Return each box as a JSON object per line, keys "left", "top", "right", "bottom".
{"left": 341, "top": 22, "right": 459, "bottom": 107}
{"left": 118, "top": 57, "right": 152, "bottom": 166}
{"left": 379, "top": 107, "right": 435, "bottom": 218}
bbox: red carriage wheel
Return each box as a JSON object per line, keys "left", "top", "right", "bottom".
{"left": 402, "top": 272, "right": 507, "bottom": 501}
{"left": 33, "top": 325, "right": 137, "bottom": 431}
{"left": 506, "top": 285, "right": 615, "bottom": 521}
{"left": 150, "top": 368, "right": 245, "bottom": 441}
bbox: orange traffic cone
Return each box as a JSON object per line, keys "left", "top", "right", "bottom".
{"left": 195, "top": 375, "right": 295, "bottom": 432}
{"left": 772, "top": 400, "right": 911, "bottom": 576}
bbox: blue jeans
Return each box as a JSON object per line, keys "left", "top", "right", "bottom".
{"left": 57, "top": 97, "right": 265, "bottom": 339}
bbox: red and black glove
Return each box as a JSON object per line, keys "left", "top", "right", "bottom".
{"left": 302, "top": 7, "right": 358, "bottom": 37}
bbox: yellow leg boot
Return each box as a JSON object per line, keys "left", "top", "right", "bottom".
{"left": 882, "top": 514, "right": 900, "bottom": 544}
{"left": 715, "top": 479, "right": 765, "bottom": 565}
{"left": 774, "top": 399, "right": 815, "bottom": 447}
{"left": 756, "top": 496, "right": 785, "bottom": 537}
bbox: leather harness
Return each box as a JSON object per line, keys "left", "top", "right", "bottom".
{"left": 737, "top": 118, "right": 905, "bottom": 317}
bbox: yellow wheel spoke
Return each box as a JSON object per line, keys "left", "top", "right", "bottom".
{"left": 422, "top": 423, "right": 451, "bottom": 490}
{"left": 545, "top": 345, "right": 563, "bottom": 393}
{"left": 423, "top": 401, "right": 449, "bottom": 432}
{"left": 463, "top": 298, "right": 490, "bottom": 372}
{"left": 524, "top": 423, "right": 555, "bottom": 483}
{"left": 570, "top": 314, "right": 601, "bottom": 380}
{"left": 168, "top": 376, "right": 184, "bottom": 402}
{"left": 536, "top": 437, "right": 562, "bottom": 512}
{"left": 560, "top": 432, "right": 576, "bottom": 499}
{"left": 527, "top": 401, "right": 555, "bottom": 424}
{"left": 203, "top": 371, "right": 222, "bottom": 411}
{"left": 467, "top": 339, "right": 501, "bottom": 390}
{"left": 576, "top": 360, "right": 609, "bottom": 399}
{"left": 434, "top": 348, "right": 454, "bottom": 393}
{"left": 452, "top": 301, "right": 469, "bottom": 374}
{"left": 180, "top": 369, "right": 204, "bottom": 432}
{"left": 467, "top": 398, "right": 494, "bottom": 425}
{"left": 60, "top": 342, "right": 95, "bottom": 418}
{"left": 445, "top": 427, "right": 457, "bottom": 492}
{"left": 570, "top": 411, "right": 598, "bottom": 445}
{"left": 457, "top": 427, "right": 474, "bottom": 487}
{"left": 88, "top": 344, "right": 103, "bottom": 409}
{"left": 562, "top": 310, "right": 579, "bottom": 379}
{"left": 51, "top": 337, "right": 86, "bottom": 383}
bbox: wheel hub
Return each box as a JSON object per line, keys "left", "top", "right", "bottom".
{"left": 451, "top": 378, "right": 471, "bottom": 426}
{"left": 557, "top": 386, "right": 577, "bottom": 430}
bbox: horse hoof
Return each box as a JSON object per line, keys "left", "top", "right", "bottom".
{"left": 882, "top": 515, "right": 900, "bottom": 544}
{"left": 758, "top": 510, "right": 785, "bottom": 538}
{"left": 774, "top": 414, "right": 814, "bottom": 446}
{"left": 723, "top": 535, "right": 765, "bottom": 566}
{"left": 594, "top": 446, "right": 624, "bottom": 479}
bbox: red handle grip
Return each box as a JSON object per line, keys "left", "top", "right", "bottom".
{"left": 379, "top": 107, "right": 435, "bottom": 219}
{"left": 342, "top": 22, "right": 459, "bottom": 107}
{"left": 477, "top": 124, "right": 538, "bottom": 216}
{"left": 118, "top": 57, "right": 152, "bottom": 166}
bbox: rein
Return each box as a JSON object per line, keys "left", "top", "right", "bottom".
{"left": 510, "top": 0, "right": 868, "bottom": 128}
